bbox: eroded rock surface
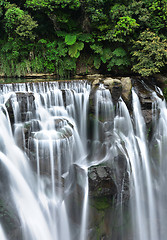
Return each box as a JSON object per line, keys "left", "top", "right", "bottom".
{"left": 88, "top": 165, "right": 117, "bottom": 198}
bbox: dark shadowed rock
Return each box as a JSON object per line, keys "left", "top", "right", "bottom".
{"left": 113, "top": 154, "right": 130, "bottom": 204}
{"left": 133, "top": 79, "right": 154, "bottom": 127}
{"left": 88, "top": 165, "right": 117, "bottom": 198}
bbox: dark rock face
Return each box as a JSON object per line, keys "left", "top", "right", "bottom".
{"left": 113, "top": 154, "right": 130, "bottom": 204}
{"left": 0, "top": 193, "right": 22, "bottom": 240}
{"left": 88, "top": 165, "right": 117, "bottom": 198}
{"left": 62, "top": 164, "right": 88, "bottom": 226}
{"left": 5, "top": 98, "right": 14, "bottom": 125}
{"left": 133, "top": 79, "right": 153, "bottom": 127}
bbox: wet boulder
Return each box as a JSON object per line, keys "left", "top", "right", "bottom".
{"left": 88, "top": 165, "right": 117, "bottom": 198}
{"left": 121, "top": 77, "right": 132, "bottom": 103}
{"left": 15, "top": 92, "right": 35, "bottom": 122}
{"left": 103, "top": 78, "right": 122, "bottom": 104}
{"left": 5, "top": 92, "right": 35, "bottom": 124}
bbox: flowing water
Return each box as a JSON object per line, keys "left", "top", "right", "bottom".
{"left": 0, "top": 80, "right": 166, "bottom": 240}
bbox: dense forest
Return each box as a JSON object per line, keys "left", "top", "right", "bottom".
{"left": 0, "top": 0, "right": 167, "bottom": 78}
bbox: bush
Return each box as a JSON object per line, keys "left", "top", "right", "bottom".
{"left": 131, "top": 30, "right": 167, "bottom": 76}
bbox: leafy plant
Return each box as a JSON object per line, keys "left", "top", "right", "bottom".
{"left": 4, "top": 3, "right": 38, "bottom": 40}
{"left": 65, "top": 34, "right": 77, "bottom": 45}
{"left": 68, "top": 42, "right": 84, "bottom": 58}
{"left": 90, "top": 43, "right": 112, "bottom": 69}
{"left": 107, "top": 47, "right": 130, "bottom": 71}
{"left": 131, "top": 30, "right": 167, "bottom": 76}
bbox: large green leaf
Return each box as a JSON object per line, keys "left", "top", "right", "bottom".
{"left": 65, "top": 34, "right": 77, "bottom": 45}
{"left": 76, "top": 42, "right": 84, "bottom": 51}
{"left": 68, "top": 42, "right": 84, "bottom": 58}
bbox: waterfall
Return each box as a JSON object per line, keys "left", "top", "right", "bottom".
{"left": 0, "top": 79, "right": 166, "bottom": 240}
{"left": 151, "top": 88, "right": 167, "bottom": 240}
{"left": 0, "top": 81, "right": 90, "bottom": 240}
{"left": 0, "top": 224, "right": 7, "bottom": 240}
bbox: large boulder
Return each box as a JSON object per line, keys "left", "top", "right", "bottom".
{"left": 103, "top": 78, "right": 122, "bottom": 104}
{"left": 121, "top": 77, "right": 132, "bottom": 102}
{"left": 90, "top": 77, "right": 132, "bottom": 105}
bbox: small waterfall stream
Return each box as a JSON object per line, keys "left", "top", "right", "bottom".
{"left": 0, "top": 80, "right": 166, "bottom": 240}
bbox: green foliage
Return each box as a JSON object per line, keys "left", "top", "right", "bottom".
{"left": 146, "top": 0, "right": 167, "bottom": 34}
{"left": 90, "top": 44, "right": 112, "bottom": 66}
{"left": 0, "top": 0, "right": 167, "bottom": 77}
{"left": 90, "top": 43, "right": 130, "bottom": 71}
{"left": 131, "top": 30, "right": 167, "bottom": 76}
{"left": 77, "top": 33, "right": 93, "bottom": 43}
{"left": 108, "top": 16, "right": 139, "bottom": 43}
{"left": 0, "top": 6, "right": 2, "bottom": 17}
{"left": 4, "top": 4, "right": 38, "bottom": 40}
{"left": 68, "top": 42, "right": 84, "bottom": 58}
{"left": 38, "top": 39, "right": 77, "bottom": 78}
{"left": 90, "top": 43, "right": 112, "bottom": 69}
{"left": 0, "top": 38, "right": 37, "bottom": 77}
{"left": 114, "top": 16, "right": 139, "bottom": 36}
{"left": 107, "top": 47, "right": 130, "bottom": 71}
{"left": 65, "top": 34, "right": 77, "bottom": 45}
{"left": 93, "top": 56, "right": 101, "bottom": 69}
{"left": 25, "top": 0, "right": 81, "bottom": 10}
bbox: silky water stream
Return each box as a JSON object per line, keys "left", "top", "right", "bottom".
{"left": 0, "top": 80, "right": 166, "bottom": 240}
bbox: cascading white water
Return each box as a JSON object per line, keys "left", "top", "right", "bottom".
{"left": 112, "top": 89, "right": 160, "bottom": 240}
{"left": 0, "top": 80, "right": 167, "bottom": 240}
{"left": 0, "top": 81, "right": 90, "bottom": 240}
{"left": 0, "top": 224, "right": 7, "bottom": 240}
{"left": 150, "top": 88, "right": 167, "bottom": 240}
{"left": 131, "top": 90, "right": 158, "bottom": 240}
